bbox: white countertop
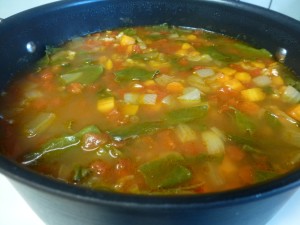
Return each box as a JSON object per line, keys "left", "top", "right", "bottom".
{"left": 0, "top": 1, "right": 300, "bottom": 225}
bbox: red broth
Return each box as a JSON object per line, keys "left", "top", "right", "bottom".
{"left": 1, "top": 25, "right": 300, "bottom": 194}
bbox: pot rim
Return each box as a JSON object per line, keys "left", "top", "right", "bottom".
{"left": 1, "top": 0, "right": 300, "bottom": 209}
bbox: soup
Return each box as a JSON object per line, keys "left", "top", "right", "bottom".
{"left": 1, "top": 25, "right": 300, "bottom": 194}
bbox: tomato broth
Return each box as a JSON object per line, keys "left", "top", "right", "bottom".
{"left": 1, "top": 25, "right": 300, "bottom": 194}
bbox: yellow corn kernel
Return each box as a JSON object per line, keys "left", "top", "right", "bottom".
{"left": 175, "top": 49, "right": 188, "bottom": 56}
{"left": 97, "top": 97, "right": 115, "bottom": 113}
{"left": 251, "top": 61, "right": 265, "bottom": 69}
{"left": 287, "top": 104, "right": 300, "bottom": 121}
{"left": 121, "top": 104, "right": 139, "bottom": 116}
{"left": 217, "top": 73, "right": 230, "bottom": 83}
{"left": 241, "top": 88, "right": 266, "bottom": 102}
{"left": 224, "top": 79, "right": 245, "bottom": 91}
{"left": 143, "top": 80, "right": 156, "bottom": 86}
{"left": 105, "top": 59, "right": 113, "bottom": 70}
{"left": 182, "top": 43, "right": 193, "bottom": 50}
{"left": 272, "top": 76, "right": 284, "bottom": 86}
{"left": 187, "top": 34, "right": 197, "bottom": 40}
{"left": 220, "top": 67, "right": 236, "bottom": 76}
{"left": 235, "top": 72, "right": 251, "bottom": 83}
{"left": 120, "top": 35, "right": 135, "bottom": 46}
{"left": 220, "top": 157, "right": 237, "bottom": 175}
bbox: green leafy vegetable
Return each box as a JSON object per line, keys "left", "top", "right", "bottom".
{"left": 229, "top": 108, "right": 256, "bottom": 135}
{"left": 73, "top": 166, "right": 91, "bottom": 182}
{"left": 122, "top": 28, "right": 137, "bottom": 36}
{"left": 165, "top": 105, "right": 208, "bottom": 125}
{"left": 199, "top": 46, "right": 240, "bottom": 63}
{"left": 264, "top": 111, "right": 282, "bottom": 129}
{"left": 22, "top": 125, "right": 101, "bottom": 164}
{"left": 60, "top": 64, "right": 104, "bottom": 85}
{"left": 114, "top": 67, "right": 159, "bottom": 82}
{"left": 233, "top": 43, "right": 272, "bottom": 59}
{"left": 130, "top": 52, "right": 159, "bottom": 61}
{"left": 255, "top": 170, "right": 278, "bottom": 182}
{"left": 109, "top": 121, "right": 165, "bottom": 141}
{"left": 139, "top": 153, "right": 191, "bottom": 189}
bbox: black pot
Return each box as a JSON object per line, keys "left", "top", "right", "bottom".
{"left": 1, "top": 1, "right": 300, "bottom": 225}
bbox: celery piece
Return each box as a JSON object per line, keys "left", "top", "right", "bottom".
{"left": 233, "top": 43, "right": 272, "bottom": 59}
{"left": 60, "top": 65, "right": 104, "bottom": 85}
{"left": 139, "top": 153, "right": 191, "bottom": 189}
{"left": 165, "top": 105, "right": 208, "bottom": 125}
{"left": 229, "top": 108, "right": 256, "bottom": 135}
{"left": 22, "top": 125, "right": 101, "bottom": 164}
{"left": 109, "top": 121, "right": 164, "bottom": 141}
{"left": 114, "top": 67, "right": 159, "bottom": 82}
{"left": 24, "top": 112, "right": 56, "bottom": 138}
{"left": 227, "top": 134, "right": 256, "bottom": 146}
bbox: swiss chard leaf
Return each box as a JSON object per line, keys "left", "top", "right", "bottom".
{"left": 114, "top": 67, "right": 159, "bottom": 82}
{"left": 139, "top": 153, "right": 192, "bottom": 189}
{"left": 22, "top": 125, "right": 101, "bottom": 164}
{"left": 109, "top": 121, "right": 165, "bottom": 141}
{"left": 165, "top": 105, "right": 208, "bottom": 125}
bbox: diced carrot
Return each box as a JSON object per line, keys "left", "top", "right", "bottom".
{"left": 287, "top": 104, "right": 300, "bottom": 121}
{"left": 237, "top": 101, "right": 261, "bottom": 116}
{"left": 272, "top": 76, "right": 284, "bottom": 87}
{"left": 219, "top": 156, "right": 237, "bottom": 175}
{"left": 239, "top": 165, "right": 254, "bottom": 184}
{"left": 226, "top": 145, "right": 245, "bottom": 161}
{"left": 90, "top": 160, "right": 111, "bottom": 176}
{"left": 67, "top": 82, "right": 84, "bottom": 94}
{"left": 166, "top": 81, "right": 184, "bottom": 93}
{"left": 157, "top": 130, "right": 176, "bottom": 151}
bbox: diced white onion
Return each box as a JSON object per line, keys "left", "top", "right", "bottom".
{"left": 178, "top": 87, "right": 201, "bottom": 101}
{"left": 140, "top": 94, "right": 157, "bottom": 105}
{"left": 252, "top": 75, "right": 272, "bottom": 87}
{"left": 282, "top": 85, "right": 300, "bottom": 103}
{"left": 195, "top": 68, "right": 215, "bottom": 78}
{"left": 202, "top": 130, "right": 225, "bottom": 155}
{"left": 175, "top": 123, "right": 197, "bottom": 143}
{"left": 124, "top": 93, "right": 140, "bottom": 104}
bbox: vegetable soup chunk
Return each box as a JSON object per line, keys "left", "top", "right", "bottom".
{"left": 1, "top": 25, "right": 300, "bottom": 195}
